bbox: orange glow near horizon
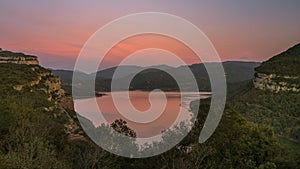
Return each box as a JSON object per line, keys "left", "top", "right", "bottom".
{"left": 100, "top": 34, "right": 202, "bottom": 69}
{"left": 1, "top": 1, "right": 300, "bottom": 69}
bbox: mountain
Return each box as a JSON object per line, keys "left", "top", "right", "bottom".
{"left": 52, "top": 69, "right": 91, "bottom": 95}
{"left": 0, "top": 48, "right": 295, "bottom": 168}
{"left": 0, "top": 48, "right": 39, "bottom": 65}
{"left": 0, "top": 49, "right": 89, "bottom": 168}
{"left": 253, "top": 43, "right": 300, "bottom": 92}
{"left": 230, "top": 43, "right": 300, "bottom": 167}
{"left": 0, "top": 49, "right": 83, "bottom": 138}
{"left": 92, "top": 65, "right": 144, "bottom": 79}
{"left": 54, "top": 61, "right": 260, "bottom": 93}
{"left": 255, "top": 43, "right": 300, "bottom": 76}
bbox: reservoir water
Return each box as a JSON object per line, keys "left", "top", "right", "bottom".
{"left": 74, "top": 91, "right": 210, "bottom": 139}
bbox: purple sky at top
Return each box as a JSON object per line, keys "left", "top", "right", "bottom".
{"left": 0, "top": 0, "right": 299, "bottom": 69}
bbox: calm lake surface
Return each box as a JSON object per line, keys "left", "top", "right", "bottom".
{"left": 74, "top": 91, "right": 210, "bottom": 138}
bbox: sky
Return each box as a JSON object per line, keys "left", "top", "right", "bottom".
{"left": 0, "top": 0, "right": 300, "bottom": 70}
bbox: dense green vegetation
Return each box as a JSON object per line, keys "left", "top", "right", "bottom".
{"left": 130, "top": 69, "right": 181, "bottom": 91}
{"left": 1, "top": 43, "right": 299, "bottom": 168}
{"left": 230, "top": 85, "right": 300, "bottom": 142}
{"left": 228, "top": 43, "right": 300, "bottom": 168}
{"left": 68, "top": 103, "right": 288, "bottom": 169}
{"left": 1, "top": 62, "right": 292, "bottom": 168}
{"left": 255, "top": 43, "right": 300, "bottom": 76}
{"left": 230, "top": 43, "right": 300, "bottom": 147}
{"left": 0, "top": 64, "right": 40, "bottom": 87}
{"left": 229, "top": 84, "right": 300, "bottom": 168}
{"left": 0, "top": 64, "right": 71, "bottom": 168}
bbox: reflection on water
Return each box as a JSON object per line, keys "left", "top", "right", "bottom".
{"left": 74, "top": 91, "right": 210, "bottom": 138}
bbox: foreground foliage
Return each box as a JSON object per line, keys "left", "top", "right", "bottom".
{"left": 0, "top": 63, "right": 298, "bottom": 168}
{"left": 229, "top": 84, "right": 300, "bottom": 168}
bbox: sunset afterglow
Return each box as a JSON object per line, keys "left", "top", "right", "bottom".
{"left": 1, "top": 0, "right": 300, "bottom": 69}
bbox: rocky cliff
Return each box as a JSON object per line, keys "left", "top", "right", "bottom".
{"left": 253, "top": 43, "right": 300, "bottom": 92}
{"left": 0, "top": 48, "right": 83, "bottom": 140}
{"left": 254, "top": 73, "right": 300, "bottom": 92}
{"left": 0, "top": 48, "right": 39, "bottom": 65}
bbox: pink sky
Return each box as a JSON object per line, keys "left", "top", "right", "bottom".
{"left": 98, "top": 34, "right": 201, "bottom": 69}
{"left": 0, "top": 1, "right": 299, "bottom": 69}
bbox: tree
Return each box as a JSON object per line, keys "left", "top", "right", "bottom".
{"left": 111, "top": 119, "right": 136, "bottom": 138}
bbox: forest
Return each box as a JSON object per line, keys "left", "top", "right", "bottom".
{"left": 0, "top": 62, "right": 299, "bottom": 168}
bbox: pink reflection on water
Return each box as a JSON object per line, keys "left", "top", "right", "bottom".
{"left": 74, "top": 91, "right": 210, "bottom": 138}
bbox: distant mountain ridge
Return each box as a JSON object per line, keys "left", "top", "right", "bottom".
{"left": 53, "top": 61, "right": 260, "bottom": 93}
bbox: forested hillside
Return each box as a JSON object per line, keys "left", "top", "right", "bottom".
{"left": 230, "top": 43, "right": 300, "bottom": 168}
{"left": 0, "top": 49, "right": 292, "bottom": 168}
{"left": 255, "top": 43, "right": 300, "bottom": 76}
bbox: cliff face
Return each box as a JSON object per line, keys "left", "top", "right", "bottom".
{"left": 11, "top": 65, "right": 65, "bottom": 101}
{"left": 0, "top": 48, "right": 83, "bottom": 140}
{"left": 0, "top": 48, "right": 39, "bottom": 65}
{"left": 253, "top": 73, "right": 300, "bottom": 92}
{"left": 253, "top": 43, "right": 300, "bottom": 93}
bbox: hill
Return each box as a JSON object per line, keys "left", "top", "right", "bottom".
{"left": 230, "top": 43, "right": 300, "bottom": 167}
{"left": 0, "top": 48, "right": 39, "bottom": 65}
{"left": 0, "top": 49, "right": 88, "bottom": 168}
{"left": 253, "top": 43, "right": 300, "bottom": 92}
{"left": 53, "top": 61, "right": 260, "bottom": 93}
{"left": 0, "top": 48, "right": 291, "bottom": 168}
{"left": 255, "top": 43, "right": 300, "bottom": 76}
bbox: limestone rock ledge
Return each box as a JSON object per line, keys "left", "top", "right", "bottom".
{"left": 0, "top": 48, "right": 39, "bottom": 65}
{"left": 253, "top": 73, "right": 300, "bottom": 92}
{"left": 1, "top": 47, "right": 84, "bottom": 140}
